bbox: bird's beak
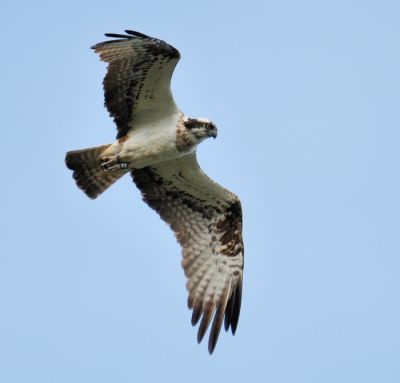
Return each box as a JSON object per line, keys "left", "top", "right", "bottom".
{"left": 209, "top": 129, "right": 218, "bottom": 139}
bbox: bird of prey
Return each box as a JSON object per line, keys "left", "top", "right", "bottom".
{"left": 65, "top": 30, "right": 244, "bottom": 354}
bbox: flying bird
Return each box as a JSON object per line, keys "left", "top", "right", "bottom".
{"left": 65, "top": 30, "right": 244, "bottom": 354}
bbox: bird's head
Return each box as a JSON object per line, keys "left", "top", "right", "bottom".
{"left": 183, "top": 118, "right": 218, "bottom": 142}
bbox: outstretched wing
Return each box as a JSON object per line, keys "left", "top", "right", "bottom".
{"left": 91, "top": 30, "right": 181, "bottom": 139}
{"left": 131, "top": 153, "right": 244, "bottom": 354}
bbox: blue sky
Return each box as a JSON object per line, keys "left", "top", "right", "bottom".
{"left": 1, "top": 1, "right": 399, "bottom": 382}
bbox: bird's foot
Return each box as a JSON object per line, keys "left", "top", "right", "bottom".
{"left": 101, "top": 154, "right": 129, "bottom": 171}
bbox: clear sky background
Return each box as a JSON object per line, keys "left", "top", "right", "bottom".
{"left": 1, "top": 1, "right": 399, "bottom": 382}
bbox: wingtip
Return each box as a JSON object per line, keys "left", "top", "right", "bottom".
{"left": 208, "top": 343, "right": 216, "bottom": 355}
{"left": 191, "top": 304, "right": 202, "bottom": 327}
{"left": 90, "top": 33, "right": 131, "bottom": 50}
{"left": 104, "top": 33, "right": 132, "bottom": 39}
{"left": 230, "top": 282, "right": 242, "bottom": 335}
{"left": 124, "top": 30, "right": 151, "bottom": 38}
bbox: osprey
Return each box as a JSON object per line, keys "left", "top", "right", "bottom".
{"left": 65, "top": 30, "right": 244, "bottom": 354}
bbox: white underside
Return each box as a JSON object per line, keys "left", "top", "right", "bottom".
{"left": 105, "top": 112, "right": 192, "bottom": 169}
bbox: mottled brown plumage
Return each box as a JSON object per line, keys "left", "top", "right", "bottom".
{"left": 131, "top": 153, "right": 244, "bottom": 354}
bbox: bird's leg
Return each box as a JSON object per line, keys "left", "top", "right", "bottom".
{"left": 101, "top": 153, "right": 129, "bottom": 171}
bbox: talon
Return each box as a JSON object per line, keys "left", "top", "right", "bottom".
{"left": 101, "top": 155, "right": 118, "bottom": 167}
{"left": 106, "top": 164, "right": 121, "bottom": 171}
{"left": 100, "top": 154, "right": 128, "bottom": 172}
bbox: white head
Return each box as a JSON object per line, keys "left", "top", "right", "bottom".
{"left": 183, "top": 117, "right": 218, "bottom": 142}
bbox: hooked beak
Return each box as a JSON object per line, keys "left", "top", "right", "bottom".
{"left": 208, "top": 129, "right": 218, "bottom": 139}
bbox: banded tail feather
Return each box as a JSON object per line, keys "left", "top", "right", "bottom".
{"left": 65, "top": 144, "right": 126, "bottom": 199}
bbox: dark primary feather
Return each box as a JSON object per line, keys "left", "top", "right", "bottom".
{"left": 103, "top": 33, "right": 133, "bottom": 39}
{"left": 104, "top": 31, "right": 151, "bottom": 39}
{"left": 224, "top": 282, "right": 242, "bottom": 334}
{"left": 124, "top": 30, "right": 151, "bottom": 38}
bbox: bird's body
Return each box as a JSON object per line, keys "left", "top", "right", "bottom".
{"left": 65, "top": 30, "right": 244, "bottom": 354}
{"left": 96, "top": 112, "right": 187, "bottom": 170}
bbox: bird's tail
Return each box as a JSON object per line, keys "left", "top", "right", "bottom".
{"left": 65, "top": 144, "right": 127, "bottom": 199}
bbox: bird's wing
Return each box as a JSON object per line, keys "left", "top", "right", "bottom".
{"left": 91, "top": 30, "right": 181, "bottom": 139}
{"left": 131, "top": 153, "right": 244, "bottom": 354}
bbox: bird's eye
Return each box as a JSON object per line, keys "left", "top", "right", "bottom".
{"left": 206, "top": 123, "right": 212, "bottom": 129}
